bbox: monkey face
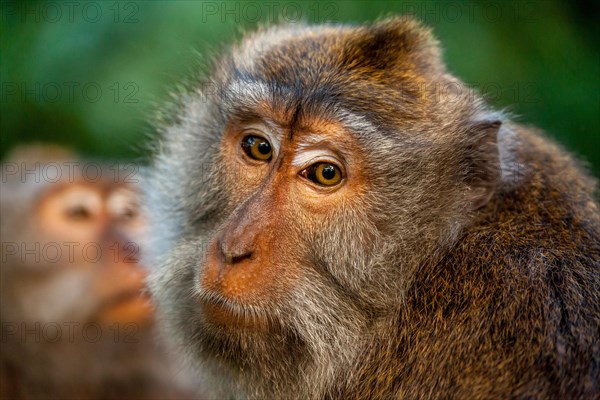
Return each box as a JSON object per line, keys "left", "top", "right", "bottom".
{"left": 197, "top": 119, "right": 371, "bottom": 324}
{"left": 37, "top": 181, "right": 152, "bottom": 325}
{"left": 149, "top": 114, "right": 390, "bottom": 382}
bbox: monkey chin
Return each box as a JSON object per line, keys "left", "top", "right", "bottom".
{"left": 194, "top": 292, "right": 307, "bottom": 385}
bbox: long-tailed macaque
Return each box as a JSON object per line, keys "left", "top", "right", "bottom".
{"left": 0, "top": 145, "right": 196, "bottom": 399}
{"left": 145, "top": 17, "right": 600, "bottom": 399}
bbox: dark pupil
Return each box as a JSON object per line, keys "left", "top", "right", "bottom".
{"left": 322, "top": 164, "right": 336, "bottom": 180}
{"left": 257, "top": 141, "right": 271, "bottom": 155}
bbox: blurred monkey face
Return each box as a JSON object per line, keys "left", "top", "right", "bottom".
{"left": 12, "top": 176, "right": 153, "bottom": 327}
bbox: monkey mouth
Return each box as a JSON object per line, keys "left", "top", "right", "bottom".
{"left": 91, "top": 289, "right": 154, "bottom": 326}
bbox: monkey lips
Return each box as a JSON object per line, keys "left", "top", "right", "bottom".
{"left": 90, "top": 260, "right": 154, "bottom": 327}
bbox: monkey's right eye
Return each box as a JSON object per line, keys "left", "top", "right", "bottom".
{"left": 241, "top": 135, "right": 272, "bottom": 161}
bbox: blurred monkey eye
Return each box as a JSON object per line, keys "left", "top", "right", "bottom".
{"left": 241, "top": 135, "right": 272, "bottom": 161}
{"left": 66, "top": 205, "right": 91, "bottom": 220}
{"left": 108, "top": 188, "right": 139, "bottom": 222}
{"left": 119, "top": 207, "right": 137, "bottom": 221}
{"left": 300, "top": 162, "right": 343, "bottom": 187}
{"left": 59, "top": 187, "right": 101, "bottom": 222}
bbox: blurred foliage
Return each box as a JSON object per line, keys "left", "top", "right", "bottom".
{"left": 1, "top": 0, "right": 598, "bottom": 176}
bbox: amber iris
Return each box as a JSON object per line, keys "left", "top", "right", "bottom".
{"left": 302, "top": 162, "right": 342, "bottom": 186}
{"left": 241, "top": 135, "right": 272, "bottom": 161}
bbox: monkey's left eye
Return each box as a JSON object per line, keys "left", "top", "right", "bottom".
{"left": 66, "top": 205, "right": 91, "bottom": 220}
{"left": 300, "top": 162, "right": 343, "bottom": 187}
{"left": 241, "top": 135, "right": 272, "bottom": 161}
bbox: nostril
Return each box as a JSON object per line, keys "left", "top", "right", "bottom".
{"left": 218, "top": 239, "right": 254, "bottom": 265}
{"left": 223, "top": 251, "right": 252, "bottom": 265}
{"left": 230, "top": 252, "right": 252, "bottom": 264}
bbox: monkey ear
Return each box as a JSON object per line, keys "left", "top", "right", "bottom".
{"left": 463, "top": 120, "right": 502, "bottom": 210}
{"left": 346, "top": 16, "right": 444, "bottom": 75}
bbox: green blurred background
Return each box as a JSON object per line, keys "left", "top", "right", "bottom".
{"left": 1, "top": 0, "right": 598, "bottom": 176}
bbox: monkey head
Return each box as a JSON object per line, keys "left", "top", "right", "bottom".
{"left": 0, "top": 146, "right": 152, "bottom": 328}
{"left": 147, "top": 17, "right": 505, "bottom": 398}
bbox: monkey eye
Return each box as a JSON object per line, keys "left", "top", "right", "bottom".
{"left": 241, "top": 135, "right": 272, "bottom": 161}
{"left": 300, "top": 162, "right": 343, "bottom": 187}
{"left": 65, "top": 204, "right": 91, "bottom": 220}
{"left": 108, "top": 188, "right": 139, "bottom": 222}
{"left": 119, "top": 207, "right": 137, "bottom": 221}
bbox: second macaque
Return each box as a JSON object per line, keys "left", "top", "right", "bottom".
{"left": 0, "top": 145, "right": 196, "bottom": 400}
